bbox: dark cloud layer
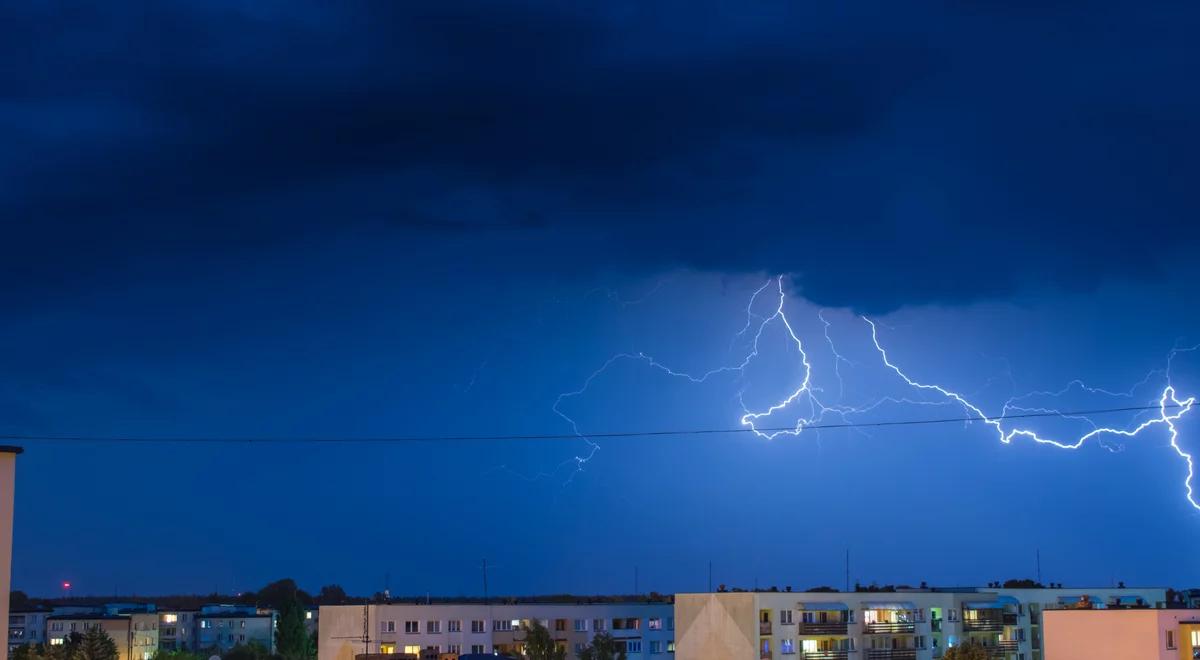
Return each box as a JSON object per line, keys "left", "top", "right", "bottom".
{"left": 3, "top": 0, "right": 1198, "bottom": 310}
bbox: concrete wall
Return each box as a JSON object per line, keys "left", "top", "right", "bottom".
{"left": 674, "top": 593, "right": 757, "bottom": 660}
{"left": 1042, "top": 609, "right": 1178, "bottom": 660}
{"left": 0, "top": 448, "right": 20, "bottom": 660}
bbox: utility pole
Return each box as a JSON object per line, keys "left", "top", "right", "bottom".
{"left": 634, "top": 567, "right": 639, "bottom": 595}
{"left": 482, "top": 559, "right": 489, "bottom": 605}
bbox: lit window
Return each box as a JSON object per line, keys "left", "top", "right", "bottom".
{"left": 305, "top": 612, "right": 313, "bottom": 621}
{"left": 163, "top": 615, "right": 178, "bottom": 624}
{"left": 1192, "top": 630, "right": 1200, "bottom": 647}
{"left": 649, "top": 618, "right": 662, "bottom": 630}
{"left": 667, "top": 641, "right": 675, "bottom": 653}
{"left": 402, "top": 646, "right": 420, "bottom": 655}
{"left": 50, "top": 639, "right": 64, "bottom": 646}
{"left": 380, "top": 644, "right": 395, "bottom": 654}
{"left": 781, "top": 639, "right": 795, "bottom": 654}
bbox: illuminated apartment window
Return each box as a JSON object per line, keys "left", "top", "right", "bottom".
{"left": 667, "top": 641, "right": 675, "bottom": 653}
{"left": 402, "top": 646, "right": 420, "bottom": 655}
{"left": 50, "top": 639, "right": 64, "bottom": 646}
{"left": 649, "top": 618, "right": 663, "bottom": 630}
{"left": 780, "top": 639, "right": 795, "bottom": 655}
{"left": 163, "top": 615, "right": 178, "bottom": 624}
{"left": 1191, "top": 630, "right": 1200, "bottom": 647}
{"left": 305, "top": 612, "right": 312, "bottom": 620}
{"left": 380, "top": 644, "right": 395, "bottom": 654}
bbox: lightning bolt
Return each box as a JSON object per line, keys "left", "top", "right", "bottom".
{"left": 549, "top": 276, "right": 1199, "bottom": 510}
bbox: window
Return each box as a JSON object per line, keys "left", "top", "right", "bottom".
{"left": 594, "top": 619, "right": 608, "bottom": 632}
{"left": 915, "top": 636, "right": 925, "bottom": 649}
{"left": 1167, "top": 630, "right": 1176, "bottom": 649}
{"left": 471, "top": 620, "right": 485, "bottom": 633}
{"left": 555, "top": 619, "right": 567, "bottom": 632}
{"left": 650, "top": 641, "right": 663, "bottom": 654}
{"left": 51, "top": 623, "right": 63, "bottom": 632}
{"left": 402, "top": 646, "right": 420, "bottom": 655}
{"left": 239, "top": 635, "right": 246, "bottom": 642}
{"left": 626, "top": 641, "right": 642, "bottom": 653}
{"left": 50, "top": 639, "right": 64, "bottom": 646}
{"left": 948, "top": 609, "right": 958, "bottom": 622}
{"left": 447, "top": 620, "right": 461, "bottom": 633}
{"left": 575, "top": 644, "right": 584, "bottom": 654}
{"left": 1192, "top": 630, "right": 1200, "bottom": 647}
{"left": 780, "top": 639, "right": 795, "bottom": 655}
{"left": 306, "top": 612, "right": 313, "bottom": 620}
{"left": 613, "top": 618, "right": 640, "bottom": 630}
{"left": 470, "top": 645, "right": 485, "bottom": 654}
{"left": 426, "top": 621, "right": 440, "bottom": 634}
{"left": 163, "top": 614, "right": 178, "bottom": 624}
{"left": 574, "top": 619, "right": 588, "bottom": 632}
{"left": 380, "top": 644, "right": 395, "bottom": 654}
{"left": 649, "top": 618, "right": 663, "bottom": 630}
{"left": 667, "top": 641, "right": 674, "bottom": 653}
{"left": 493, "top": 620, "right": 513, "bottom": 632}
{"left": 240, "top": 621, "right": 246, "bottom": 629}
{"left": 382, "top": 621, "right": 395, "bottom": 633}
{"left": 779, "top": 610, "right": 793, "bottom": 625}
{"left": 404, "top": 621, "right": 419, "bottom": 634}
{"left": 667, "top": 617, "right": 674, "bottom": 631}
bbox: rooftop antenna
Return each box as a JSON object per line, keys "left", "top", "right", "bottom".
{"left": 634, "top": 567, "right": 639, "bottom": 595}
{"left": 482, "top": 559, "right": 489, "bottom": 606}
{"left": 1036, "top": 549, "right": 1042, "bottom": 585}
{"left": 845, "top": 549, "right": 850, "bottom": 593}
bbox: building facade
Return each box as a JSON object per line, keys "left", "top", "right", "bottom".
{"left": 675, "top": 586, "right": 1167, "bottom": 660}
{"left": 1043, "top": 609, "right": 1200, "bottom": 660}
{"left": 0, "top": 447, "right": 20, "bottom": 660}
{"left": 7, "top": 609, "right": 50, "bottom": 652}
{"left": 158, "top": 610, "right": 199, "bottom": 651}
{"left": 318, "top": 602, "right": 675, "bottom": 660}
{"left": 46, "top": 613, "right": 159, "bottom": 660}
{"left": 197, "top": 606, "right": 278, "bottom": 654}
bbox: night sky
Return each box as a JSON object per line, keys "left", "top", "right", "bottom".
{"left": 4, "top": 1, "right": 1200, "bottom": 597}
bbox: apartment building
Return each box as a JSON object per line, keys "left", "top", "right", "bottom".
{"left": 675, "top": 586, "right": 1167, "bottom": 660}
{"left": 318, "top": 601, "right": 675, "bottom": 660}
{"left": 1043, "top": 608, "right": 1200, "bottom": 660}
{"left": 46, "top": 612, "right": 158, "bottom": 660}
{"left": 196, "top": 605, "right": 278, "bottom": 654}
{"left": 158, "top": 609, "right": 199, "bottom": 651}
{"left": 7, "top": 609, "right": 51, "bottom": 652}
{"left": 0, "top": 447, "right": 20, "bottom": 660}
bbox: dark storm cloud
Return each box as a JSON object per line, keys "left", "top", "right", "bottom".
{"left": 3, "top": 0, "right": 1198, "bottom": 310}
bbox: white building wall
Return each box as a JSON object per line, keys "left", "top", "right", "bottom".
{"left": 0, "top": 448, "right": 19, "bottom": 660}
{"left": 318, "top": 602, "right": 674, "bottom": 660}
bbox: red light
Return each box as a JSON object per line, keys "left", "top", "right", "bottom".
{"left": 62, "top": 582, "right": 71, "bottom": 589}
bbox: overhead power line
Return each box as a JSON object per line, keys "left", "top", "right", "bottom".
{"left": 0, "top": 402, "right": 1186, "bottom": 444}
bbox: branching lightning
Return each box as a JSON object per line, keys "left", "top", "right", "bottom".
{"left": 548, "top": 276, "right": 1200, "bottom": 510}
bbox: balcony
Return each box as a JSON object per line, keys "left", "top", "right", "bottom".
{"left": 865, "top": 650, "right": 917, "bottom": 660}
{"left": 931, "top": 619, "right": 942, "bottom": 633}
{"left": 761, "top": 622, "right": 773, "bottom": 635}
{"left": 989, "top": 641, "right": 1019, "bottom": 657}
{"left": 803, "top": 651, "right": 849, "bottom": 660}
{"left": 1002, "top": 613, "right": 1018, "bottom": 626}
{"left": 961, "top": 620, "right": 1004, "bottom": 632}
{"left": 797, "top": 622, "right": 849, "bottom": 636}
{"left": 863, "top": 622, "right": 916, "bottom": 634}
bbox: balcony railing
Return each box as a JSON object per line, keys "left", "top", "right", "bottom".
{"left": 1002, "top": 613, "right": 1018, "bottom": 626}
{"left": 761, "top": 622, "right": 773, "bottom": 635}
{"left": 962, "top": 620, "right": 1004, "bottom": 632}
{"left": 803, "top": 651, "right": 850, "bottom": 660}
{"left": 864, "top": 622, "right": 916, "bottom": 634}
{"left": 797, "top": 622, "right": 849, "bottom": 636}
{"left": 865, "top": 650, "right": 917, "bottom": 660}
